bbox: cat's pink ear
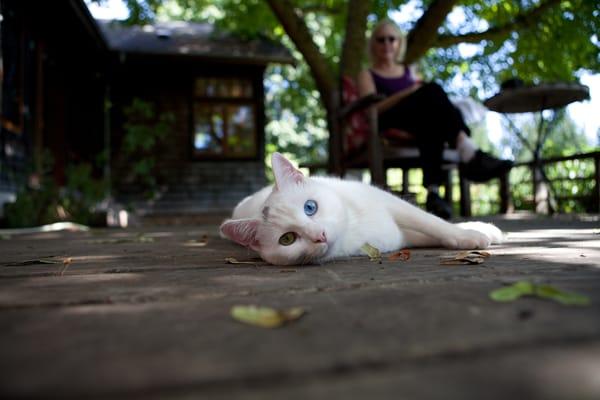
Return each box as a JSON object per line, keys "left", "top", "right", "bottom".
{"left": 220, "top": 219, "right": 261, "bottom": 250}
{"left": 272, "top": 152, "right": 304, "bottom": 190}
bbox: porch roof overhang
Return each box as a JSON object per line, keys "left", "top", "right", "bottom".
{"left": 98, "top": 20, "right": 294, "bottom": 66}
{"left": 69, "top": 0, "right": 109, "bottom": 53}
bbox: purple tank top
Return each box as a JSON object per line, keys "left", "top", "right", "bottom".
{"left": 370, "top": 66, "right": 415, "bottom": 96}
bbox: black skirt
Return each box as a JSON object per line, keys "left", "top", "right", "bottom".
{"left": 379, "top": 82, "right": 471, "bottom": 186}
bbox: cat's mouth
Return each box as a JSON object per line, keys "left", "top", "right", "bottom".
{"left": 294, "top": 243, "right": 329, "bottom": 265}
{"left": 313, "top": 243, "right": 330, "bottom": 261}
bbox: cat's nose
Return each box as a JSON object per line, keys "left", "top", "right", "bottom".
{"left": 313, "top": 231, "right": 327, "bottom": 243}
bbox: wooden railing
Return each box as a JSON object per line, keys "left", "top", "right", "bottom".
{"left": 508, "top": 151, "right": 600, "bottom": 214}
{"left": 301, "top": 150, "right": 599, "bottom": 216}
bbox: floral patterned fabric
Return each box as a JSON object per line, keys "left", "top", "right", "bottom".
{"left": 342, "top": 77, "right": 415, "bottom": 157}
{"left": 342, "top": 76, "right": 370, "bottom": 156}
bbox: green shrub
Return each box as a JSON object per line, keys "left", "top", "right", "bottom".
{"left": 116, "top": 98, "right": 174, "bottom": 198}
{"left": 3, "top": 162, "right": 107, "bottom": 228}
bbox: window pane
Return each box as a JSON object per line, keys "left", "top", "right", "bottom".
{"left": 227, "top": 105, "right": 255, "bottom": 156}
{"left": 193, "top": 103, "right": 256, "bottom": 157}
{"left": 194, "top": 79, "right": 206, "bottom": 97}
{"left": 194, "top": 78, "right": 253, "bottom": 98}
{"left": 193, "top": 104, "right": 224, "bottom": 154}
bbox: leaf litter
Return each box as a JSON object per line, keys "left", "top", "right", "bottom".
{"left": 225, "top": 257, "right": 259, "bottom": 265}
{"left": 185, "top": 234, "right": 209, "bottom": 247}
{"left": 440, "top": 250, "right": 491, "bottom": 265}
{"left": 490, "top": 281, "right": 590, "bottom": 306}
{"left": 361, "top": 243, "right": 382, "bottom": 262}
{"left": 86, "top": 233, "right": 154, "bottom": 244}
{"left": 230, "top": 305, "right": 306, "bottom": 328}
{"left": 388, "top": 249, "right": 411, "bottom": 261}
{"left": 58, "top": 258, "right": 73, "bottom": 276}
{"left": 4, "top": 257, "right": 64, "bottom": 267}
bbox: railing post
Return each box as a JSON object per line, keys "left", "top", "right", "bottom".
{"left": 499, "top": 170, "right": 511, "bottom": 214}
{"left": 459, "top": 173, "right": 471, "bottom": 217}
{"left": 367, "top": 107, "right": 385, "bottom": 187}
{"left": 402, "top": 169, "right": 409, "bottom": 194}
{"left": 595, "top": 154, "right": 600, "bottom": 213}
{"left": 328, "top": 89, "right": 343, "bottom": 177}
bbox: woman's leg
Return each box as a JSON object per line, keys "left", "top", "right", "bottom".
{"left": 380, "top": 82, "right": 465, "bottom": 186}
{"left": 380, "top": 82, "right": 512, "bottom": 184}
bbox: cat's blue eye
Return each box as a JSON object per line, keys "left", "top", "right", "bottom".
{"left": 304, "top": 199, "right": 318, "bottom": 216}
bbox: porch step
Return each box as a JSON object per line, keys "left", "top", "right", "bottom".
{"left": 138, "top": 211, "right": 231, "bottom": 226}
{"left": 117, "top": 160, "right": 268, "bottom": 221}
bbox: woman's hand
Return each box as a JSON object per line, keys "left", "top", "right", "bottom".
{"left": 356, "top": 68, "right": 423, "bottom": 114}
{"left": 377, "top": 81, "right": 422, "bottom": 113}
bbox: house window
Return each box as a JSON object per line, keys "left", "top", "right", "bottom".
{"left": 193, "top": 77, "right": 257, "bottom": 158}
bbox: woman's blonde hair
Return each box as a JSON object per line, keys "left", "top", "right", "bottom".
{"left": 368, "top": 18, "right": 407, "bottom": 63}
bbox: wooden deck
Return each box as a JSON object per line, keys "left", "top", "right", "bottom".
{"left": 1, "top": 214, "right": 599, "bottom": 399}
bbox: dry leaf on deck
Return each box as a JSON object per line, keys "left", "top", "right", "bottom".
{"left": 361, "top": 243, "right": 382, "bottom": 262}
{"left": 440, "top": 250, "right": 491, "bottom": 265}
{"left": 388, "top": 249, "right": 411, "bottom": 261}
{"left": 225, "top": 257, "right": 257, "bottom": 265}
{"left": 58, "top": 258, "right": 73, "bottom": 276}
{"left": 230, "top": 305, "right": 306, "bottom": 328}
{"left": 185, "top": 235, "right": 209, "bottom": 247}
{"left": 4, "top": 257, "right": 63, "bottom": 266}
{"left": 87, "top": 234, "right": 154, "bottom": 244}
{"left": 135, "top": 234, "right": 154, "bottom": 243}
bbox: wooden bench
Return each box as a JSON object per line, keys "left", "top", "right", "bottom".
{"left": 303, "top": 77, "right": 476, "bottom": 216}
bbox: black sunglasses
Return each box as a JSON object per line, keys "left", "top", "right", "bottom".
{"left": 375, "top": 36, "right": 397, "bottom": 44}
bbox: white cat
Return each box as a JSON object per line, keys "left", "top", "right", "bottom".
{"left": 220, "top": 152, "right": 503, "bottom": 265}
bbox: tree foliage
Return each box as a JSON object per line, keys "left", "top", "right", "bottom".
{"left": 109, "top": 0, "right": 599, "bottom": 165}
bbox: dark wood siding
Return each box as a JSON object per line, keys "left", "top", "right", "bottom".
{"left": 1, "top": 0, "right": 107, "bottom": 187}
{"left": 109, "top": 54, "right": 268, "bottom": 210}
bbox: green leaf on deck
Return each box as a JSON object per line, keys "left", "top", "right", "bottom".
{"left": 230, "top": 305, "right": 305, "bottom": 328}
{"left": 534, "top": 285, "right": 590, "bottom": 306}
{"left": 490, "top": 281, "right": 534, "bottom": 302}
{"left": 361, "top": 243, "right": 381, "bottom": 262}
{"left": 490, "top": 281, "right": 590, "bottom": 306}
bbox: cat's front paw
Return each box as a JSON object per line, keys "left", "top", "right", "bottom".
{"left": 443, "top": 230, "right": 491, "bottom": 250}
{"left": 455, "top": 222, "right": 504, "bottom": 244}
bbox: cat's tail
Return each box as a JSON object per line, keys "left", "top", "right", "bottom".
{"left": 455, "top": 221, "right": 504, "bottom": 244}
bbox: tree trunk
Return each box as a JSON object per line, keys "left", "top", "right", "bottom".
{"left": 340, "top": 0, "right": 369, "bottom": 79}
{"left": 329, "top": 0, "right": 370, "bottom": 175}
{"left": 266, "top": 0, "right": 342, "bottom": 172}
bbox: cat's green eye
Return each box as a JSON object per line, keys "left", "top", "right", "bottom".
{"left": 279, "top": 232, "right": 296, "bottom": 246}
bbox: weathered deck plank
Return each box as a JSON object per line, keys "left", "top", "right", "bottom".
{"left": 0, "top": 215, "right": 599, "bottom": 399}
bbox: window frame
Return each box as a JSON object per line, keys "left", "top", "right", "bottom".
{"left": 190, "top": 76, "right": 260, "bottom": 161}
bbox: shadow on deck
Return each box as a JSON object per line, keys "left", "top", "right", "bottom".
{"left": 0, "top": 213, "right": 599, "bottom": 399}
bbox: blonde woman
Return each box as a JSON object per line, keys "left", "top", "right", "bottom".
{"left": 357, "top": 19, "right": 512, "bottom": 219}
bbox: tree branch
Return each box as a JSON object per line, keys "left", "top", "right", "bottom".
{"left": 295, "top": 2, "right": 343, "bottom": 15}
{"left": 405, "top": 0, "right": 460, "bottom": 63}
{"left": 434, "top": 0, "right": 563, "bottom": 49}
{"left": 265, "top": 0, "right": 336, "bottom": 99}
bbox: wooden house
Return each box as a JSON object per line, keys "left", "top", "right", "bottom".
{"left": 0, "top": 0, "right": 108, "bottom": 205}
{"left": 0, "top": 0, "right": 292, "bottom": 218}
